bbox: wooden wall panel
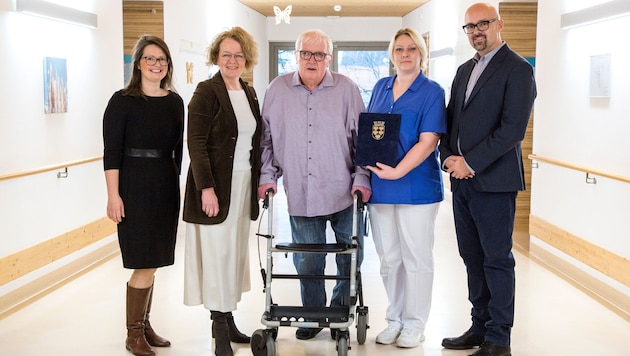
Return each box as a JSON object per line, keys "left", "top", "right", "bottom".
{"left": 0, "top": 217, "right": 116, "bottom": 286}
{"left": 499, "top": 2, "right": 538, "bottom": 240}
{"left": 123, "top": 1, "right": 164, "bottom": 54}
{"left": 530, "top": 215, "right": 630, "bottom": 289}
{"left": 242, "top": 68, "right": 254, "bottom": 86}
{"left": 499, "top": 3, "right": 538, "bottom": 57}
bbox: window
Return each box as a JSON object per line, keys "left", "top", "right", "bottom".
{"left": 269, "top": 42, "right": 393, "bottom": 107}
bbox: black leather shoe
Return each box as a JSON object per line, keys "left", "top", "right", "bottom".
{"left": 469, "top": 342, "right": 511, "bottom": 356}
{"left": 442, "top": 330, "right": 485, "bottom": 350}
{"left": 296, "top": 327, "right": 323, "bottom": 340}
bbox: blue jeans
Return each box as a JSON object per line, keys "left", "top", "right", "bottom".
{"left": 289, "top": 204, "right": 363, "bottom": 311}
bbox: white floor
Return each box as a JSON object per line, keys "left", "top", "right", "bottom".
{"left": 1, "top": 191, "right": 629, "bottom": 356}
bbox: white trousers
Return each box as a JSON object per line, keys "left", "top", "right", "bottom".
{"left": 368, "top": 203, "right": 440, "bottom": 330}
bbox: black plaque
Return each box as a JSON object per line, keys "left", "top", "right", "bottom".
{"left": 354, "top": 112, "right": 401, "bottom": 167}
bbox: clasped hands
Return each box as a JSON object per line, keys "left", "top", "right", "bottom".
{"left": 444, "top": 156, "right": 475, "bottom": 180}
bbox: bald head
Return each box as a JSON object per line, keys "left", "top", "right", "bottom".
{"left": 463, "top": 2, "right": 503, "bottom": 56}
{"left": 465, "top": 2, "right": 499, "bottom": 21}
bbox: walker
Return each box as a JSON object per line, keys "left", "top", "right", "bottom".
{"left": 250, "top": 189, "right": 369, "bottom": 356}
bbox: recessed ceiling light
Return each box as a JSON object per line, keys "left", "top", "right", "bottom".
{"left": 333, "top": 5, "right": 342, "bottom": 12}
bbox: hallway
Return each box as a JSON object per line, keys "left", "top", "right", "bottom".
{"left": 1, "top": 192, "right": 628, "bottom": 356}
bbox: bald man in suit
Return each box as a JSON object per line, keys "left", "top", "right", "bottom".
{"left": 438, "top": 3, "right": 537, "bottom": 356}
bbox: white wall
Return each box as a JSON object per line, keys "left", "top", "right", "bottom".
{"left": 0, "top": 0, "right": 122, "bottom": 296}
{"left": 531, "top": 0, "right": 630, "bottom": 296}
{"left": 164, "top": 0, "right": 268, "bottom": 108}
{"left": 0, "top": 0, "right": 120, "bottom": 175}
{"left": 0, "top": 0, "right": 122, "bottom": 262}
{"left": 403, "top": 0, "right": 478, "bottom": 98}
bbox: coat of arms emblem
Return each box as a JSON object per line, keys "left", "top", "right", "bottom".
{"left": 372, "top": 120, "right": 385, "bottom": 140}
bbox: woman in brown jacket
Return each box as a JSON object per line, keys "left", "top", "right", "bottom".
{"left": 182, "top": 27, "right": 261, "bottom": 356}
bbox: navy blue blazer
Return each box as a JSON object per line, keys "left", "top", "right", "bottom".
{"left": 439, "top": 44, "right": 537, "bottom": 193}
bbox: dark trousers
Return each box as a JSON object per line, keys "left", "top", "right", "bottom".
{"left": 452, "top": 179, "right": 516, "bottom": 347}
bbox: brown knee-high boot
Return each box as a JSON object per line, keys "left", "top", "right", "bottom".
{"left": 210, "top": 311, "right": 233, "bottom": 356}
{"left": 126, "top": 284, "right": 154, "bottom": 356}
{"left": 144, "top": 284, "right": 171, "bottom": 347}
{"left": 226, "top": 312, "right": 250, "bottom": 343}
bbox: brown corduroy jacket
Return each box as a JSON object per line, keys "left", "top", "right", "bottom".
{"left": 183, "top": 72, "right": 262, "bottom": 224}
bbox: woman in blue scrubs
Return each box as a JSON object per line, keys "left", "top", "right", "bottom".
{"left": 365, "top": 27, "right": 447, "bottom": 349}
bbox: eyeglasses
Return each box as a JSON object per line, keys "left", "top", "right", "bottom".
{"left": 462, "top": 19, "right": 498, "bottom": 34}
{"left": 298, "top": 50, "right": 329, "bottom": 62}
{"left": 221, "top": 53, "right": 246, "bottom": 62}
{"left": 142, "top": 56, "right": 169, "bottom": 66}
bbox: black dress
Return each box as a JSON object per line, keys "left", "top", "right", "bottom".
{"left": 103, "top": 90, "right": 184, "bottom": 269}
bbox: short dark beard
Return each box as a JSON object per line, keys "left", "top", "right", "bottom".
{"left": 471, "top": 35, "right": 487, "bottom": 52}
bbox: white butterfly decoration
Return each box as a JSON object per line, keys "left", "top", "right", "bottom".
{"left": 274, "top": 5, "right": 292, "bottom": 24}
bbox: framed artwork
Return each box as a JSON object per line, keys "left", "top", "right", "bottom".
{"left": 590, "top": 54, "right": 611, "bottom": 98}
{"left": 124, "top": 54, "right": 132, "bottom": 85}
{"left": 186, "top": 62, "right": 193, "bottom": 84}
{"left": 43, "top": 57, "right": 68, "bottom": 114}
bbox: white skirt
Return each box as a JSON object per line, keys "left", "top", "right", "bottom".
{"left": 183, "top": 170, "right": 252, "bottom": 312}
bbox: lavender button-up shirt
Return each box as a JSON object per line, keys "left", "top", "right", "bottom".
{"left": 260, "top": 69, "right": 369, "bottom": 217}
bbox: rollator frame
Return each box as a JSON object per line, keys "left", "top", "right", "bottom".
{"left": 250, "top": 189, "right": 369, "bottom": 356}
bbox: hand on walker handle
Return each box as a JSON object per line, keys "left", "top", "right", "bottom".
{"left": 352, "top": 185, "right": 371, "bottom": 203}
{"left": 258, "top": 183, "right": 277, "bottom": 200}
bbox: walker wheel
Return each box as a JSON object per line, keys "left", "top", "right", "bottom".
{"left": 356, "top": 306, "right": 369, "bottom": 345}
{"left": 336, "top": 334, "right": 348, "bottom": 356}
{"left": 251, "top": 329, "right": 276, "bottom": 356}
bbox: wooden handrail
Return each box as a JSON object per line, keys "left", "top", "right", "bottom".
{"left": 529, "top": 154, "right": 630, "bottom": 184}
{"left": 0, "top": 156, "right": 103, "bottom": 182}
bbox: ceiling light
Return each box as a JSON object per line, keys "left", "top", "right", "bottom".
{"left": 333, "top": 5, "right": 342, "bottom": 12}
{"left": 561, "top": 0, "right": 630, "bottom": 29}
{"left": 13, "top": 0, "right": 97, "bottom": 29}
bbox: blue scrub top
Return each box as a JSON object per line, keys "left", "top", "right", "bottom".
{"left": 366, "top": 72, "right": 447, "bottom": 204}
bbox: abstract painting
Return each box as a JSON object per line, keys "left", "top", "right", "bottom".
{"left": 43, "top": 57, "right": 68, "bottom": 114}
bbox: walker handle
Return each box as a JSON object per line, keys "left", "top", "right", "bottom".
{"left": 353, "top": 190, "right": 365, "bottom": 211}
{"left": 263, "top": 188, "right": 275, "bottom": 209}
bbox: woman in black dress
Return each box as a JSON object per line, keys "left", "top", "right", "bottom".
{"left": 103, "top": 35, "right": 184, "bottom": 356}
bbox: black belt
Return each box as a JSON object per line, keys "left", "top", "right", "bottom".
{"left": 124, "top": 148, "right": 174, "bottom": 158}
